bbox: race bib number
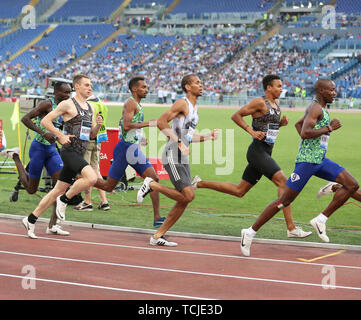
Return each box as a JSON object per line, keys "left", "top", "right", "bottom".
{"left": 320, "top": 134, "right": 329, "bottom": 150}
{"left": 265, "top": 123, "right": 279, "bottom": 144}
{"left": 80, "top": 120, "right": 91, "bottom": 141}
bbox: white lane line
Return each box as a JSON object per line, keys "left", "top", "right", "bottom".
{"left": 0, "top": 273, "right": 213, "bottom": 300}
{"left": 1, "top": 250, "right": 361, "bottom": 292}
{"left": 0, "top": 231, "right": 360, "bottom": 270}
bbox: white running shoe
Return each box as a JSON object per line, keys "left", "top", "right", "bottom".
{"left": 240, "top": 229, "right": 253, "bottom": 256}
{"left": 46, "top": 224, "right": 70, "bottom": 236}
{"left": 287, "top": 227, "right": 312, "bottom": 238}
{"left": 317, "top": 182, "right": 339, "bottom": 199}
{"left": 310, "top": 217, "right": 329, "bottom": 242}
{"left": 137, "top": 177, "right": 153, "bottom": 203}
{"left": 191, "top": 175, "right": 202, "bottom": 189}
{"left": 150, "top": 236, "right": 178, "bottom": 247}
{"left": 22, "top": 217, "right": 37, "bottom": 239}
{"left": 0, "top": 147, "right": 19, "bottom": 158}
{"left": 56, "top": 195, "right": 67, "bottom": 221}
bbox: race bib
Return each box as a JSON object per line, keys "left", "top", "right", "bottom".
{"left": 320, "top": 134, "right": 329, "bottom": 150}
{"left": 80, "top": 120, "right": 91, "bottom": 141}
{"left": 265, "top": 123, "right": 279, "bottom": 144}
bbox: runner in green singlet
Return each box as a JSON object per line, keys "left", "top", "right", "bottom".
{"left": 240, "top": 79, "right": 360, "bottom": 256}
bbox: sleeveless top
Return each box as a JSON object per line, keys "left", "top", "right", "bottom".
{"left": 62, "top": 98, "right": 93, "bottom": 155}
{"left": 296, "top": 103, "right": 331, "bottom": 164}
{"left": 170, "top": 97, "right": 199, "bottom": 147}
{"left": 119, "top": 96, "right": 144, "bottom": 144}
{"left": 35, "top": 97, "right": 63, "bottom": 146}
{"left": 251, "top": 96, "right": 281, "bottom": 146}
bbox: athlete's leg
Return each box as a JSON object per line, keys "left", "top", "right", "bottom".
{"left": 64, "top": 165, "right": 97, "bottom": 199}
{"left": 12, "top": 153, "right": 40, "bottom": 194}
{"left": 141, "top": 166, "right": 161, "bottom": 221}
{"left": 322, "top": 169, "right": 359, "bottom": 217}
{"left": 324, "top": 183, "right": 361, "bottom": 202}
{"left": 32, "top": 180, "right": 70, "bottom": 218}
{"left": 48, "top": 170, "right": 61, "bottom": 229}
{"left": 197, "top": 178, "right": 253, "bottom": 197}
{"left": 271, "top": 170, "right": 296, "bottom": 231}
{"left": 153, "top": 186, "right": 194, "bottom": 239}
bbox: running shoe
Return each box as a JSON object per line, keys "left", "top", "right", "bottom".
{"left": 287, "top": 227, "right": 312, "bottom": 238}
{"left": 98, "top": 202, "right": 110, "bottom": 211}
{"left": 0, "top": 147, "right": 19, "bottom": 158}
{"left": 22, "top": 217, "right": 37, "bottom": 239}
{"left": 191, "top": 175, "right": 202, "bottom": 189}
{"left": 74, "top": 201, "right": 93, "bottom": 211}
{"left": 150, "top": 236, "right": 178, "bottom": 247}
{"left": 137, "top": 177, "right": 153, "bottom": 203}
{"left": 56, "top": 195, "right": 67, "bottom": 221}
{"left": 240, "top": 229, "right": 253, "bottom": 256}
{"left": 310, "top": 217, "right": 329, "bottom": 242}
{"left": 317, "top": 182, "right": 339, "bottom": 199}
{"left": 153, "top": 217, "right": 166, "bottom": 227}
{"left": 46, "top": 224, "right": 70, "bottom": 236}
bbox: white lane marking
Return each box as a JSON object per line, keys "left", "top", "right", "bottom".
{"left": 0, "top": 231, "right": 360, "bottom": 270}
{"left": 1, "top": 250, "right": 361, "bottom": 292}
{"left": 0, "top": 272, "right": 213, "bottom": 300}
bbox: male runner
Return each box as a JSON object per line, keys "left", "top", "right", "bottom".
{"left": 93, "top": 76, "right": 164, "bottom": 226}
{"left": 240, "top": 78, "right": 359, "bottom": 256}
{"left": 10, "top": 82, "right": 71, "bottom": 235}
{"left": 22, "top": 74, "right": 103, "bottom": 238}
{"left": 137, "top": 74, "right": 218, "bottom": 246}
{"left": 192, "top": 75, "right": 311, "bottom": 238}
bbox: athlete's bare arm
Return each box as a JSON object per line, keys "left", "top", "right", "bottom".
{"left": 300, "top": 102, "right": 341, "bottom": 139}
{"left": 157, "top": 98, "right": 188, "bottom": 142}
{"left": 122, "top": 98, "right": 152, "bottom": 131}
{"left": 41, "top": 99, "right": 74, "bottom": 145}
{"left": 192, "top": 130, "right": 218, "bottom": 142}
{"left": 231, "top": 97, "right": 266, "bottom": 140}
{"left": 22, "top": 100, "right": 56, "bottom": 144}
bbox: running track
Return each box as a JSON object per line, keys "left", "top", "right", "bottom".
{"left": 0, "top": 217, "right": 360, "bottom": 301}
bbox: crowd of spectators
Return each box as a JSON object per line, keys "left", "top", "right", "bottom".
{"left": 1, "top": 30, "right": 360, "bottom": 100}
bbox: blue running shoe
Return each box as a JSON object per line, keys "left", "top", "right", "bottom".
{"left": 153, "top": 217, "right": 166, "bottom": 227}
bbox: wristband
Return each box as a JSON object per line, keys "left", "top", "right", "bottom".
{"left": 327, "top": 125, "right": 333, "bottom": 132}
{"left": 178, "top": 138, "right": 182, "bottom": 143}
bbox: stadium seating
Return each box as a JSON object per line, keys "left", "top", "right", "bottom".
{"left": 11, "top": 24, "right": 115, "bottom": 69}
{"left": 336, "top": 0, "right": 361, "bottom": 13}
{"left": 0, "top": 0, "right": 29, "bottom": 19}
{"left": 48, "top": 0, "right": 122, "bottom": 21}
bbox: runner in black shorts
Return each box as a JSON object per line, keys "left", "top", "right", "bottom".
{"left": 193, "top": 75, "right": 311, "bottom": 239}
{"left": 22, "top": 74, "right": 103, "bottom": 238}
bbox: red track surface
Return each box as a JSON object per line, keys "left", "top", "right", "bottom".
{"left": 0, "top": 218, "right": 360, "bottom": 300}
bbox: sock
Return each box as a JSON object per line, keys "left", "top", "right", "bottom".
{"left": 316, "top": 213, "right": 328, "bottom": 224}
{"left": 28, "top": 213, "right": 38, "bottom": 224}
{"left": 246, "top": 226, "right": 257, "bottom": 238}
{"left": 60, "top": 193, "right": 70, "bottom": 204}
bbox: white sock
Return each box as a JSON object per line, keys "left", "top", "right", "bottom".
{"left": 246, "top": 227, "right": 257, "bottom": 238}
{"left": 316, "top": 213, "right": 328, "bottom": 224}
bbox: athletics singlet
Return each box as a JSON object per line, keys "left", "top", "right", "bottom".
{"left": 171, "top": 97, "right": 199, "bottom": 146}
{"left": 35, "top": 97, "right": 62, "bottom": 145}
{"left": 62, "top": 98, "right": 93, "bottom": 156}
{"left": 119, "top": 97, "right": 144, "bottom": 144}
{"left": 252, "top": 96, "right": 281, "bottom": 146}
{"left": 296, "top": 106, "right": 330, "bottom": 164}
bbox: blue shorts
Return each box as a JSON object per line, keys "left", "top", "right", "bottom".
{"left": 286, "top": 158, "right": 345, "bottom": 193}
{"left": 28, "top": 139, "right": 63, "bottom": 179}
{"left": 108, "top": 139, "right": 152, "bottom": 181}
